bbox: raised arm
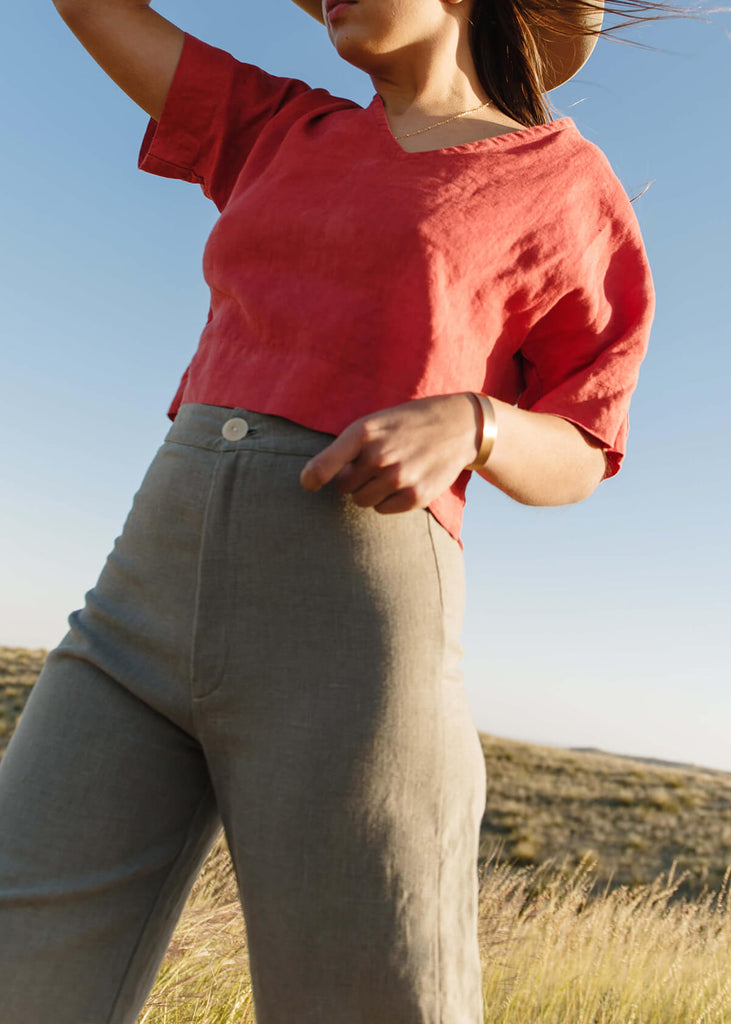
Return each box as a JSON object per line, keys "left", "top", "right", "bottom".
{"left": 52, "top": 0, "right": 185, "bottom": 120}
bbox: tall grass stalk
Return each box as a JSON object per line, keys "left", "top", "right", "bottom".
{"left": 479, "top": 853, "right": 731, "bottom": 1022}
{"left": 141, "top": 838, "right": 731, "bottom": 1023}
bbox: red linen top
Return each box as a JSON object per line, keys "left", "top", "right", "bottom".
{"left": 139, "top": 33, "right": 655, "bottom": 549}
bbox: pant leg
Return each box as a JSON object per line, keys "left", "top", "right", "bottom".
{"left": 180, "top": 406, "right": 487, "bottom": 1024}
{"left": 0, "top": 432, "right": 225, "bottom": 1024}
{"left": 2, "top": 401, "right": 487, "bottom": 1024}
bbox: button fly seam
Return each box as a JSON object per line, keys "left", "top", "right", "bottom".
{"left": 189, "top": 453, "right": 224, "bottom": 711}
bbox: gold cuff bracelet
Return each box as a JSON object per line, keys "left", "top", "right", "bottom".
{"left": 465, "top": 393, "right": 498, "bottom": 471}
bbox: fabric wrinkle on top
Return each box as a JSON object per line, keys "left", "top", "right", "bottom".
{"left": 138, "top": 32, "right": 656, "bottom": 548}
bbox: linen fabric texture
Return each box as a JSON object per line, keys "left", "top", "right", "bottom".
{"left": 0, "top": 404, "right": 486, "bottom": 1024}
{"left": 139, "top": 33, "right": 656, "bottom": 549}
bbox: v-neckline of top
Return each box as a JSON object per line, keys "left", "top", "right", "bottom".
{"left": 369, "top": 92, "right": 575, "bottom": 157}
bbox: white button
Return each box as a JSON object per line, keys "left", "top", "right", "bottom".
{"left": 221, "top": 417, "right": 249, "bottom": 441}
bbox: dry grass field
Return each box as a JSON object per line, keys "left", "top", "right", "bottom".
{"left": 3, "top": 645, "right": 729, "bottom": 898}
{"left": 135, "top": 831, "right": 731, "bottom": 1024}
{"left": 3, "top": 645, "right": 731, "bottom": 1021}
{"left": 0, "top": 646, "right": 45, "bottom": 754}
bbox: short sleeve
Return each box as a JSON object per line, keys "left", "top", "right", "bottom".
{"left": 138, "top": 33, "right": 314, "bottom": 210}
{"left": 517, "top": 169, "right": 656, "bottom": 479}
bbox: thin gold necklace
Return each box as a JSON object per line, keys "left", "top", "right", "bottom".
{"left": 393, "top": 99, "right": 492, "bottom": 141}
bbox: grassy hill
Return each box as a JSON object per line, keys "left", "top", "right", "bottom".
{"left": 0, "top": 646, "right": 45, "bottom": 754}
{"left": 479, "top": 733, "right": 731, "bottom": 898}
{"left": 2, "top": 645, "right": 729, "bottom": 898}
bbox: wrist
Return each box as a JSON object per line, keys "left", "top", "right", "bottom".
{"left": 464, "top": 393, "right": 498, "bottom": 471}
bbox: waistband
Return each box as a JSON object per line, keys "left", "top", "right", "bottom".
{"left": 163, "top": 403, "right": 338, "bottom": 457}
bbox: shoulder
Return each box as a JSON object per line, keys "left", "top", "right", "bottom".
{"left": 561, "top": 124, "right": 635, "bottom": 210}
{"left": 543, "top": 122, "right": 646, "bottom": 245}
{"left": 182, "top": 32, "right": 358, "bottom": 120}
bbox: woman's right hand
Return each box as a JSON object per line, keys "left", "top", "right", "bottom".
{"left": 52, "top": 0, "right": 185, "bottom": 120}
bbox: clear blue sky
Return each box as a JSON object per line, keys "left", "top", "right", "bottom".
{"left": 1, "top": 1, "right": 729, "bottom": 769}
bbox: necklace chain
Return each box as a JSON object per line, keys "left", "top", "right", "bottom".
{"left": 393, "top": 100, "right": 492, "bottom": 141}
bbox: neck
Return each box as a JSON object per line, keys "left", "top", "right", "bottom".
{"left": 368, "top": 28, "right": 488, "bottom": 120}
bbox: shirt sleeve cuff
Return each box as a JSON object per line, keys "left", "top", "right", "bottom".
{"left": 138, "top": 32, "right": 232, "bottom": 196}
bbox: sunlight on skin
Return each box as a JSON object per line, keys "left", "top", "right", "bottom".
{"left": 299, "top": 392, "right": 607, "bottom": 512}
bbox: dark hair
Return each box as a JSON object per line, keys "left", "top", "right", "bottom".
{"left": 469, "top": 0, "right": 726, "bottom": 126}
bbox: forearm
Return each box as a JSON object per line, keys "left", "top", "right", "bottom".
{"left": 50, "top": 0, "right": 183, "bottom": 121}
{"left": 463, "top": 393, "right": 608, "bottom": 506}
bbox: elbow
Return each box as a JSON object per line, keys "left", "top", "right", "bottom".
{"left": 559, "top": 432, "right": 609, "bottom": 504}
{"left": 563, "top": 448, "right": 608, "bottom": 505}
{"left": 516, "top": 448, "right": 607, "bottom": 507}
{"left": 566, "top": 478, "right": 602, "bottom": 506}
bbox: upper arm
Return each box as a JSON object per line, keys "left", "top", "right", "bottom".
{"left": 517, "top": 166, "right": 656, "bottom": 481}
{"left": 137, "top": 34, "right": 319, "bottom": 209}
{"left": 53, "top": 0, "right": 185, "bottom": 120}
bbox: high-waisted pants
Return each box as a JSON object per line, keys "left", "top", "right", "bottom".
{"left": 0, "top": 403, "right": 487, "bottom": 1024}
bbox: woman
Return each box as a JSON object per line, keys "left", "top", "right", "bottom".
{"left": 0, "top": 0, "right": 669, "bottom": 1020}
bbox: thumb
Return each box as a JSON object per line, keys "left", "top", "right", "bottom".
{"left": 299, "top": 426, "right": 363, "bottom": 491}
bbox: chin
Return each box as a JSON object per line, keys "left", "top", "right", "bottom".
{"left": 330, "top": 28, "right": 392, "bottom": 73}
{"left": 332, "top": 36, "right": 372, "bottom": 69}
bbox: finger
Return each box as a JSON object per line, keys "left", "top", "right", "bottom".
{"left": 333, "top": 464, "right": 357, "bottom": 494}
{"left": 332, "top": 456, "right": 379, "bottom": 494}
{"left": 373, "top": 490, "right": 419, "bottom": 515}
{"left": 299, "top": 427, "right": 364, "bottom": 491}
{"left": 347, "top": 476, "right": 397, "bottom": 508}
{"left": 348, "top": 469, "right": 415, "bottom": 510}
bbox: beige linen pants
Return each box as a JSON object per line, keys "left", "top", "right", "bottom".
{"left": 0, "top": 402, "right": 487, "bottom": 1024}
